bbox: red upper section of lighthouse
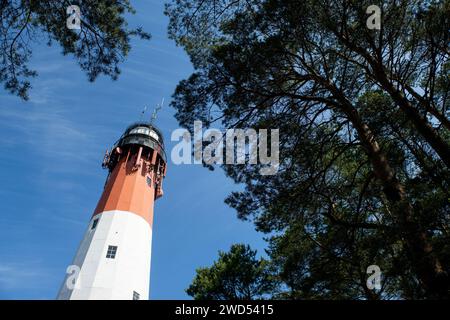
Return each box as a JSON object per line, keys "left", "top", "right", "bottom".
{"left": 93, "top": 123, "right": 167, "bottom": 227}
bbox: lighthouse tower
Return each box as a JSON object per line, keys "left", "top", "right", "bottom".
{"left": 57, "top": 122, "right": 167, "bottom": 300}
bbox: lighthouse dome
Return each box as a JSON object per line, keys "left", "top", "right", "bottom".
{"left": 124, "top": 122, "right": 164, "bottom": 144}
{"left": 114, "top": 122, "right": 166, "bottom": 162}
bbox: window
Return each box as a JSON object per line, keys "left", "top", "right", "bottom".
{"left": 133, "top": 291, "right": 140, "bottom": 300}
{"left": 129, "top": 127, "right": 159, "bottom": 141}
{"left": 130, "top": 127, "right": 150, "bottom": 136}
{"left": 149, "top": 130, "right": 159, "bottom": 141}
{"left": 146, "top": 176, "right": 152, "bottom": 187}
{"left": 106, "top": 245, "right": 118, "bottom": 259}
{"left": 91, "top": 218, "right": 99, "bottom": 230}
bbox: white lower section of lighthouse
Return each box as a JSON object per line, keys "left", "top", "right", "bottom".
{"left": 57, "top": 210, "right": 152, "bottom": 300}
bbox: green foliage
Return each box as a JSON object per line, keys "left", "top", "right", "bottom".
{"left": 187, "top": 244, "right": 278, "bottom": 300}
{"left": 167, "top": 0, "right": 450, "bottom": 299}
{"left": 1, "top": 0, "right": 150, "bottom": 100}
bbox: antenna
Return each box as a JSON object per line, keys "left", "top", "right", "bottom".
{"left": 140, "top": 105, "right": 148, "bottom": 120}
{"left": 150, "top": 98, "right": 164, "bottom": 124}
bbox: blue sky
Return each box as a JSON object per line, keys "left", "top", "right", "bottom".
{"left": 0, "top": 0, "right": 266, "bottom": 299}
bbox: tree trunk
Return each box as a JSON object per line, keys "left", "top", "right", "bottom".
{"left": 307, "top": 70, "right": 449, "bottom": 297}
{"left": 340, "top": 101, "right": 449, "bottom": 298}
{"left": 334, "top": 34, "right": 450, "bottom": 166}
{"left": 369, "top": 66, "right": 450, "bottom": 168}
{"left": 403, "top": 85, "right": 450, "bottom": 131}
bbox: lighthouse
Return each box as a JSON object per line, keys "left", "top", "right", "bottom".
{"left": 57, "top": 122, "right": 167, "bottom": 300}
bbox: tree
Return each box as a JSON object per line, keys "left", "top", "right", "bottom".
{"left": 1, "top": 0, "right": 150, "bottom": 100}
{"left": 187, "top": 244, "right": 277, "bottom": 300}
{"left": 166, "top": 0, "right": 450, "bottom": 298}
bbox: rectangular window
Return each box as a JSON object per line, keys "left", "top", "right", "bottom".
{"left": 106, "top": 245, "right": 117, "bottom": 259}
{"left": 91, "top": 218, "right": 99, "bottom": 230}
{"left": 133, "top": 291, "right": 140, "bottom": 300}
